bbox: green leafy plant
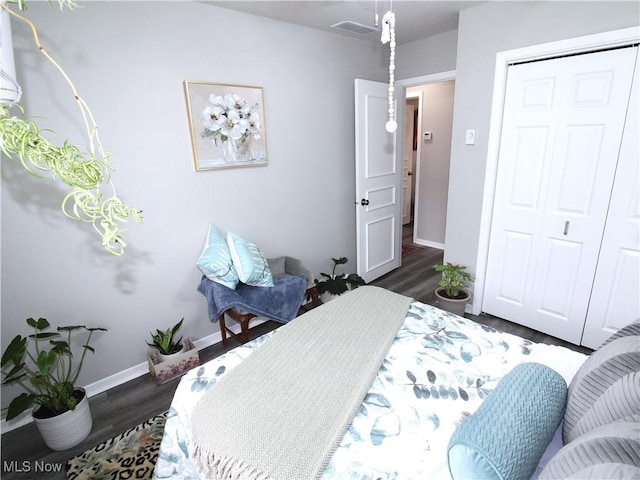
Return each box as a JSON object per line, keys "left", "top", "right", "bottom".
{"left": 146, "top": 318, "right": 184, "bottom": 356}
{"left": 315, "top": 257, "right": 366, "bottom": 296}
{"left": 433, "top": 262, "right": 474, "bottom": 299}
{"left": 1, "top": 318, "right": 107, "bottom": 421}
{"left": 0, "top": 0, "right": 142, "bottom": 255}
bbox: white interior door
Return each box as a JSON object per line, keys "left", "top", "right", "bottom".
{"left": 581, "top": 50, "right": 640, "bottom": 349}
{"left": 402, "top": 104, "right": 415, "bottom": 225}
{"left": 354, "top": 79, "right": 402, "bottom": 283}
{"left": 483, "top": 47, "right": 637, "bottom": 344}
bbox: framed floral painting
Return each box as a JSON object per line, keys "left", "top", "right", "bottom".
{"left": 184, "top": 81, "right": 268, "bottom": 170}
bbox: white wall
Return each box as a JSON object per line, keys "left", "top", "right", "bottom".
{"left": 0, "top": 1, "right": 388, "bottom": 412}
{"left": 435, "top": 2, "right": 638, "bottom": 282}
{"left": 407, "top": 81, "right": 454, "bottom": 248}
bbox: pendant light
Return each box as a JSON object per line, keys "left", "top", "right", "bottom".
{"left": 381, "top": 4, "right": 396, "bottom": 133}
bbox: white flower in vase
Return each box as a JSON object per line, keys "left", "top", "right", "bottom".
{"left": 201, "top": 93, "right": 262, "bottom": 162}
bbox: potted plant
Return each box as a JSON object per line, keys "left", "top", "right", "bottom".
{"left": 0, "top": 1, "right": 142, "bottom": 256}
{"left": 146, "top": 318, "right": 186, "bottom": 361}
{"left": 1, "top": 317, "right": 107, "bottom": 450}
{"left": 146, "top": 319, "right": 200, "bottom": 384}
{"left": 433, "top": 262, "right": 474, "bottom": 316}
{"left": 315, "top": 257, "right": 366, "bottom": 302}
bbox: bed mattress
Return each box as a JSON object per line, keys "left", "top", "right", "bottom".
{"left": 152, "top": 300, "right": 586, "bottom": 479}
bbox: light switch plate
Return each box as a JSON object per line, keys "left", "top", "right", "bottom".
{"left": 423, "top": 131, "right": 432, "bottom": 141}
{"left": 465, "top": 129, "right": 476, "bottom": 145}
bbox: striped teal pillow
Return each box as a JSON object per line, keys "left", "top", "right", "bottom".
{"left": 227, "top": 231, "right": 274, "bottom": 287}
{"left": 196, "top": 225, "right": 239, "bottom": 289}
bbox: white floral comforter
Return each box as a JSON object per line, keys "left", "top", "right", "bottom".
{"left": 153, "top": 301, "right": 586, "bottom": 480}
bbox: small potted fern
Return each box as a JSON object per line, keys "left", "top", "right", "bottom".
{"left": 146, "top": 319, "right": 200, "bottom": 384}
{"left": 147, "top": 318, "right": 186, "bottom": 361}
{"left": 433, "top": 263, "right": 474, "bottom": 316}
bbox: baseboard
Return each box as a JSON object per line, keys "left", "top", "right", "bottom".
{"left": 1, "top": 319, "right": 264, "bottom": 434}
{"left": 413, "top": 238, "right": 445, "bottom": 250}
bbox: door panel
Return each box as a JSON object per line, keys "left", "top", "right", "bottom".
{"left": 493, "top": 231, "right": 533, "bottom": 307}
{"left": 534, "top": 238, "right": 582, "bottom": 318}
{"left": 581, "top": 50, "right": 640, "bottom": 349}
{"left": 365, "top": 215, "right": 395, "bottom": 271}
{"left": 483, "top": 47, "right": 637, "bottom": 344}
{"left": 354, "top": 79, "right": 402, "bottom": 283}
{"left": 509, "top": 127, "right": 549, "bottom": 209}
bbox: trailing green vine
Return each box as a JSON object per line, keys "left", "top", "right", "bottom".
{"left": 0, "top": 0, "right": 142, "bottom": 255}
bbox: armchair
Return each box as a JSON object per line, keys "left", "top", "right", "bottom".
{"left": 198, "top": 256, "right": 320, "bottom": 346}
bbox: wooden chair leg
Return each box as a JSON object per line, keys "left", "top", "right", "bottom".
{"left": 309, "top": 286, "right": 320, "bottom": 307}
{"left": 219, "top": 314, "right": 228, "bottom": 347}
{"left": 300, "top": 286, "right": 322, "bottom": 313}
{"left": 219, "top": 309, "right": 256, "bottom": 346}
{"left": 239, "top": 317, "right": 250, "bottom": 344}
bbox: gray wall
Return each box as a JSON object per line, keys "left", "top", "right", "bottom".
{"left": 0, "top": 1, "right": 387, "bottom": 409}
{"left": 396, "top": 29, "right": 458, "bottom": 79}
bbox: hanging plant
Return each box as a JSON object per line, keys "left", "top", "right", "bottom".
{"left": 0, "top": 0, "right": 142, "bottom": 255}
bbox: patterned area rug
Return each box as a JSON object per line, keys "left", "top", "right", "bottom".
{"left": 402, "top": 244, "right": 424, "bottom": 257}
{"left": 66, "top": 412, "right": 167, "bottom": 479}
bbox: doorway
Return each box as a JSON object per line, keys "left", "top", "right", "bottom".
{"left": 355, "top": 71, "right": 456, "bottom": 284}
{"left": 403, "top": 97, "right": 419, "bottom": 227}
{"left": 400, "top": 72, "right": 456, "bottom": 251}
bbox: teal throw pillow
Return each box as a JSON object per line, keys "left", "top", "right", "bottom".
{"left": 196, "top": 225, "right": 239, "bottom": 290}
{"left": 448, "top": 362, "right": 567, "bottom": 480}
{"left": 227, "top": 231, "right": 274, "bottom": 287}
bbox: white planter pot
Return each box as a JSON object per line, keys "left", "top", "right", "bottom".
{"left": 32, "top": 387, "right": 92, "bottom": 451}
{"left": 320, "top": 288, "right": 358, "bottom": 304}
{"left": 435, "top": 288, "right": 469, "bottom": 317}
{"left": 158, "top": 342, "right": 188, "bottom": 363}
{"left": 320, "top": 292, "right": 339, "bottom": 304}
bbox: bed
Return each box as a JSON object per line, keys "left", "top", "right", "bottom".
{"left": 152, "top": 286, "right": 589, "bottom": 480}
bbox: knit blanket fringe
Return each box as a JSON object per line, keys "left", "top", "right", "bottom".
{"left": 194, "top": 447, "right": 272, "bottom": 480}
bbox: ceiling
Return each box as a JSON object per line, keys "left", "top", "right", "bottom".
{"left": 205, "top": 1, "right": 487, "bottom": 45}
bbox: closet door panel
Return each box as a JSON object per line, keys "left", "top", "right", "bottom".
{"left": 581, "top": 48, "right": 639, "bottom": 349}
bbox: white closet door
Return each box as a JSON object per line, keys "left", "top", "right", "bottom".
{"left": 483, "top": 47, "right": 637, "bottom": 344}
{"left": 581, "top": 49, "right": 640, "bottom": 349}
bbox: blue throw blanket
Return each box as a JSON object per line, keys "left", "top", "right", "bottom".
{"left": 198, "top": 274, "right": 307, "bottom": 324}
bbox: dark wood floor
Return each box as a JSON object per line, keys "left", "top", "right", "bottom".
{"left": 0, "top": 226, "right": 592, "bottom": 479}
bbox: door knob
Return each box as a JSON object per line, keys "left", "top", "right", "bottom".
{"left": 361, "top": 199, "right": 370, "bottom": 206}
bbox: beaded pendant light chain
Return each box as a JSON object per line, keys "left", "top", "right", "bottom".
{"left": 381, "top": 9, "right": 396, "bottom": 133}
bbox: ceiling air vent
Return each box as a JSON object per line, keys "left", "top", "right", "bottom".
{"left": 331, "top": 21, "right": 379, "bottom": 36}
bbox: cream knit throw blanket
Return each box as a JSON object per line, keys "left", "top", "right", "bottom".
{"left": 192, "top": 286, "right": 413, "bottom": 479}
